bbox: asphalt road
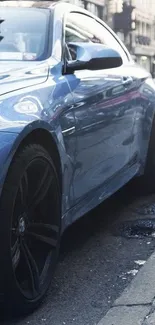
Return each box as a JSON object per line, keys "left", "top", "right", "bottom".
{"left": 2, "top": 182, "right": 155, "bottom": 325}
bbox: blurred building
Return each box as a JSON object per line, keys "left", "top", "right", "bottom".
{"left": 132, "top": 0, "right": 155, "bottom": 73}
{"left": 106, "top": 0, "right": 123, "bottom": 28}
{"left": 106, "top": 0, "right": 155, "bottom": 73}
{"left": 69, "top": 0, "right": 106, "bottom": 19}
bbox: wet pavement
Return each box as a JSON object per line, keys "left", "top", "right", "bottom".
{"left": 2, "top": 181, "right": 155, "bottom": 325}
{"left": 112, "top": 218, "right": 155, "bottom": 238}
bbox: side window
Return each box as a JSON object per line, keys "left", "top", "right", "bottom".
{"left": 65, "top": 12, "right": 128, "bottom": 63}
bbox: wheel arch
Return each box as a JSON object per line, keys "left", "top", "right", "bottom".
{"left": 9, "top": 127, "right": 63, "bottom": 194}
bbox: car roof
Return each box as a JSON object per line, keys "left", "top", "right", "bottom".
{"left": 0, "top": 1, "right": 59, "bottom": 9}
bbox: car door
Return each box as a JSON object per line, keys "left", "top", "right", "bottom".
{"left": 64, "top": 11, "right": 136, "bottom": 203}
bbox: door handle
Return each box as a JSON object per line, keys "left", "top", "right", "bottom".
{"left": 122, "top": 76, "right": 133, "bottom": 86}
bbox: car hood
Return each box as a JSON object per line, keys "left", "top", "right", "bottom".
{"left": 0, "top": 61, "right": 49, "bottom": 96}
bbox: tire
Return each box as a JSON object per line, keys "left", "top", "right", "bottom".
{"left": 0, "top": 144, "right": 61, "bottom": 317}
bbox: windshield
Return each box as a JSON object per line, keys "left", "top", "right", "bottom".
{"left": 0, "top": 8, "right": 50, "bottom": 61}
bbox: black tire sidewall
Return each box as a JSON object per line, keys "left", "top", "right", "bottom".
{"left": 0, "top": 144, "right": 61, "bottom": 315}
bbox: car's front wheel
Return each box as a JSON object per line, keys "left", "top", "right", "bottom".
{"left": 0, "top": 144, "right": 61, "bottom": 316}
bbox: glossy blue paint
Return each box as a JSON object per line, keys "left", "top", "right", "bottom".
{"left": 0, "top": 2, "right": 154, "bottom": 234}
{"left": 66, "top": 68, "right": 135, "bottom": 204}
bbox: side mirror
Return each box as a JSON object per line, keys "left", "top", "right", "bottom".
{"left": 64, "top": 42, "right": 123, "bottom": 74}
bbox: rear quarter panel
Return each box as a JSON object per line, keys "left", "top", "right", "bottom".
{"left": 129, "top": 67, "right": 155, "bottom": 172}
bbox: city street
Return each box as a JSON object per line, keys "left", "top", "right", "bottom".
{"left": 1, "top": 1, "right": 155, "bottom": 325}
{"left": 2, "top": 182, "right": 155, "bottom": 325}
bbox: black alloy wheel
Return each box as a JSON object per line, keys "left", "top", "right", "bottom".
{"left": 0, "top": 144, "right": 61, "bottom": 316}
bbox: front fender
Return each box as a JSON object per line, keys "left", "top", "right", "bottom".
{"left": 0, "top": 124, "right": 75, "bottom": 224}
{"left": 0, "top": 131, "right": 19, "bottom": 193}
{"left": 0, "top": 64, "right": 76, "bottom": 218}
{"left": 8, "top": 120, "right": 68, "bottom": 175}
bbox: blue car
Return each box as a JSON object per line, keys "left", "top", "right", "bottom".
{"left": 0, "top": 0, "right": 155, "bottom": 316}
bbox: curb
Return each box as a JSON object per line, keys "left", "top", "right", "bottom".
{"left": 97, "top": 252, "right": 155, "bottom": 325}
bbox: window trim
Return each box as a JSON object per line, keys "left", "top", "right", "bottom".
{"left": 62, "top": 9, "right": 131, "bottom": 68}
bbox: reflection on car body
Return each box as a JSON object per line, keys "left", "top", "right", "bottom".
{"left": 0, "top": 0, "right": 155, "bottom": 317}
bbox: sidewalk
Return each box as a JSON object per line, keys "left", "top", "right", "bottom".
{"left": 97, "top": 251, "right": 155, "bottom": 325}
